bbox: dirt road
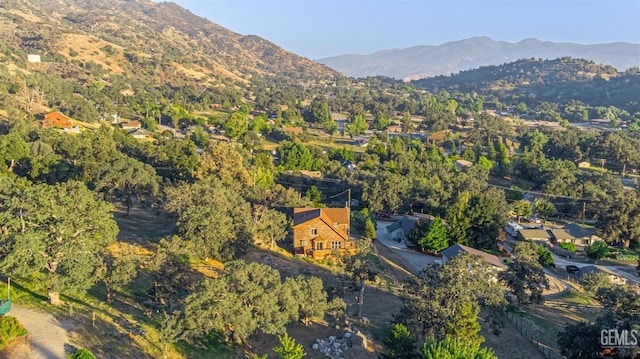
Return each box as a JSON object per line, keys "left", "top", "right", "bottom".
{"left": 8, "top": 305, "right": 69, "bottom": 359}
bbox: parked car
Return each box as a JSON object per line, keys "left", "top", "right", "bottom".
{"left": 566, "top": 265, "right": 580, "bottom": 274}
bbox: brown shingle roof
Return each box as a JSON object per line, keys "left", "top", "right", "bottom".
{"left": 293, "top": 207, "right": 349, "bottom": 240}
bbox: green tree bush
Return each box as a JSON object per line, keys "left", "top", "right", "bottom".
{"left": 0, "top": 316, "right": 27, "bottom": 350}
{"left": 585, "top": 241, "right": 609, "bottom": 261}
{"left": 273, "top": 332, "right": 306, "bottom": 359}
{"left": 68, "top": 348, "right": 97, "bottom": 359}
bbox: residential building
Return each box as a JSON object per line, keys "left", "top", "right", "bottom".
{"left": 386, "top": 217, "right": 418, "bottom": 245}
{"left": 518, "top": 229, "right": 552, "bottom": 244}
{"left": 42, "top": 112, "right": 72, "bottom": 129}
{"left": 120, "top": 121, "right": 142, "bottom": 130}
{"left": 441, "top": 244, "right": 508, "bottom": 270}
{"left": 504, "top": 222, "right": 524, "bottom": 237}
{"left": 293, "top": 208, "right": 356, "bottom": 259}
{"left": 562, "top": 224, "right": 600, "bottom": 249}
{"left": 455, "top": 159, "right": 473, "bottom": 171}
{"left": 27, "top": 54, "right": 41, "bottom": 63}
{"left": 130, "top": 128, "right": 150, "bottom": 139}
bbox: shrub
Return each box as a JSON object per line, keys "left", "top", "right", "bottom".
{"left": 68, "top": 348, "right": 97, "bottom": 359}
{"left": 559, "top": 242, "right": 577, "bottom": 253}
{"left": 0, "top": 316, "right": 28, "bottom": 350}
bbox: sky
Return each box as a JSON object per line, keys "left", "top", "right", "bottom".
{"left": 162, "top": 0, "right": 640, "bottom": 60}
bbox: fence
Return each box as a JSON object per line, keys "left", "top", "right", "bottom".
{"left": 506, "top": 311, "right": 563, "bottom": 359}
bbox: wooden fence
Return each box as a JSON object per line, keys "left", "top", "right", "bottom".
{"left": 507, "top": 311, "right": 563, "bottom": 359}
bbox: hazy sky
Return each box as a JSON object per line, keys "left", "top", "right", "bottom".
{"left": 163, "top": 0, "right": 640, "bottom": 59}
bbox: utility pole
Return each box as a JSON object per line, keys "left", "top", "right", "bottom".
{"left": 582, "top": 202, "right": 586, "bottom": 224}
{"left": 347, "top": 188, "right": 351, "bottom": 239}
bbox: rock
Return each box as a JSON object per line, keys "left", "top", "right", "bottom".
{"left": 343, "top": 332, "right": 352, "bottom": 339}
{"left": 312, "top": 343, "right": 319, "bottom": 350}
{"left": 328, "top": 335, "right": 336, "bottom": 342}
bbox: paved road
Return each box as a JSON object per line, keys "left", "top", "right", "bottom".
{"left": 8, "top": 305, "right": 69, "bottom": 359}
{"left": 552, "top": 253, "right": 640, "bottom": 285}
{"left": 375, "top": 220, "right": 442, "bottom": 274}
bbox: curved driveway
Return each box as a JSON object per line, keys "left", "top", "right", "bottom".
{"left": 8, "top": 305, "right": 69, "bottom": 359}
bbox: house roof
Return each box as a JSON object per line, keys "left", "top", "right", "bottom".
{"left": 563, "top": 224, "right": 596, "bottom": 239}
{"left": 518, "top": 229, "right": 552, "bottom": 240}
{"left": 386, "top": 221, "right": 402, "bottom": 233}
{"left": 121, "top": 121, "right": 141, "bottom": 128}
{"left": 293, "top": 208, "right": 349, "bottom": 240}
{"left": 44, "top": 112, "right": 72, "bottom": 122}
{"left": 387, "top": 217, "right": 416, "bottom": 236}
{"left": 455, "top": 159, "right": 473, "bottom": 171}
{"left": 549, "top": 229, "right": 575, "bottom": 241}
{"left": 130, "top": 128, "right": 149, "bottom": 137}
{"left": 441, "top": 244, "right": 507, "bottom": 270}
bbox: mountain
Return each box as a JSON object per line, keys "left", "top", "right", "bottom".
{"left": 0, "top": 0, "right": 340, "bottom": 88}
{"left": 317, "top": 37, "right": 640, "bottom": 80}
{"left": 411, "top": 57, "right": 640, "bottom": 113}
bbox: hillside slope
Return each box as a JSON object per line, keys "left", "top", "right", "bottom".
{"left": 0, "top": 0, "right": 340, "bottom": 87}
{"left": 318, "top": 37, "right": 640, "bottom": 80}
{"left": 411, "top": 57, "right": 640, "bottom": 112}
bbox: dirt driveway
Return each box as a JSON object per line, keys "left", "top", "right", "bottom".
{"left": 7, "top": 305, "right": 69, "bottom": 359}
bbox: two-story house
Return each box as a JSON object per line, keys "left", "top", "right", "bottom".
{"left": 293, "top": 208, "right": 357, "bottom": 259}
{"left": 42, "top": 112, "right": 72, "bottom": 129}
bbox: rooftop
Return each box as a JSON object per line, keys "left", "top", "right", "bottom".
{"left": 442, "top": 243, "right": 507, "bottom": 270}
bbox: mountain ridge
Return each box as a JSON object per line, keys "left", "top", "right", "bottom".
{"left": 0, "top": 0, "right": 340, "bottom": 88}
{"left": 317, "top": 37, "right": 640, "bottom": 80}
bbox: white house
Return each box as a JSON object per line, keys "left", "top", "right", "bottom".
{"left": 27, "top": 54, "right": 41, "bottom": 63}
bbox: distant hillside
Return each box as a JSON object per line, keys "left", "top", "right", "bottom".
{"left": 0, "top": 0, "right": 340, "bottom": 87}
{"left": 317, "top": 37, "right": 640, "bottom": 80}
{"left": 411, "top": 57, "right": 640, "bottom": 112}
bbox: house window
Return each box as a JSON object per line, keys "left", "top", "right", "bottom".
{"left": 331, "top": 241, "right": 342, "bottom": 249}
{"left": 310, "top": 228, "right": 318, "bottom": 236}
{"left": 316, "top": 242, "right": 324, "bottom": 250}
{"left": 300, "top": 240, "right": 307, "bottom": 246}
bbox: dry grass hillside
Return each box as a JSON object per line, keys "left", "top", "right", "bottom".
{"left": 0, "top": 0, "right": 340, "bottom": 88}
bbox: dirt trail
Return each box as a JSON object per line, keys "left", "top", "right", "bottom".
{"left": 8, "top": 305, "right": 69, "bottom": 359}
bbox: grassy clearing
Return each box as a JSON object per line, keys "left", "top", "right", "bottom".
{"left": 503, "top": 289, "right": 601, "bottom": 358}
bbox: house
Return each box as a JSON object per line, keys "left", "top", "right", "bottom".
{"left": 518, "top": 229, "right": 552, "bottom": 244}
{"left": 42, "top": 112, "right": 72, "bottom": 129}
{"left": 386, "top": 217, "right": 418, "bottom": 245}
{"left": 129, "top": 128, "right": 150, "bottom": 139}
{"left": 441, "top": 244, "right": 508, "bottom": 270}
{"left": 589, "top": 119, "right": 612, "bottom": 127}
{"left": 562, "top": 224, "right": 599, "bottom": 249}
{"left": 455, "top": 159, "right": 473, "bottom": 171}
{"left": 576, "top": 265, "right": 628, "bottom": 285}
{"left": 504, "top": 222, "right": 524, "bottom": 237}
{"left": 578, "top": 161, "right": 591, "bottom": 168}
{"left": 27, "top": 54, "right": 41, "bottom": 63}
{"left": 120, "top": 121, "right": 141, "bottom": 130}
{"left": 293, "top": 208, "right": 357, "bottom": 259}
